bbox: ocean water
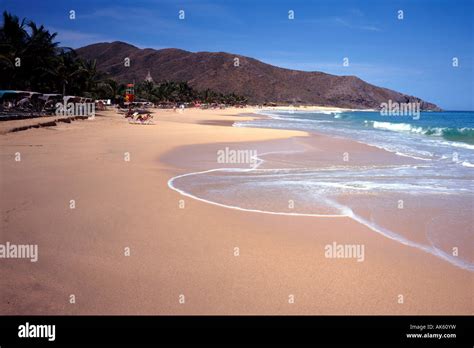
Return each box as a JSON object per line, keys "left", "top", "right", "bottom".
{"left": 169, "top": 110, "right": 474, "bottom": 271}
{"left": 238, "top": 110, "right": 474, "bottom": 164}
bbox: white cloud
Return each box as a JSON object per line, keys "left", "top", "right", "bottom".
{"left": 295, "top": 14, "right": 381, "bottom": 32}
{"left": 49, "top": 27, "right": 115, "bottom": 48}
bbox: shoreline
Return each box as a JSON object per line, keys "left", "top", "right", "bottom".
{"left": 0, "top": 107, "right": 472, "bottom": 314}
{"left": 0, "top": 104, "right": 366, "bottom": 134}
{"left": 162, "top": 121, "right": 473, "bottom": 272}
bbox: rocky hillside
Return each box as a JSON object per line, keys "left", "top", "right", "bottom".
{"left": 77, "top": 41, "right": 440, "bottom": 110}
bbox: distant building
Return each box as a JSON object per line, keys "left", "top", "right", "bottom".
{"left": 145, "top": 70, "right": 153, "bottom": 83}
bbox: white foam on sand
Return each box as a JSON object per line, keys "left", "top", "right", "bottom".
{"left": 167, "top": 151, "right": 474, "bottom": 272}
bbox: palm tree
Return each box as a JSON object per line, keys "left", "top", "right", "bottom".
{"left": 80, "top": 59, "right": 101, "bottom": 92}
{"left": 26, "top": 21, "right": 59, "bottom": 90}
{"left": 97, "top": 78, "right": 123, "bottom": 102}
{"left": 0, "top": 11, "right": 60, "bottom": 91}
{"left": 44, "top": 50, "right": 85, "bottom": 96}
{"left": 0, "top": 11, "right": 28, "bottom": 88}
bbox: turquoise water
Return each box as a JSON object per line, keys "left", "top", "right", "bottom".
{"left": 273, "top": 111, "right": 474, "bottom": 143}
{"left": 238, "top": 110, "right": 474, "bottom": 166}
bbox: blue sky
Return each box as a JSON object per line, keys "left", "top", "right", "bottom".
{"left": 2, "top": 0, "right": 473, "bottom": 110}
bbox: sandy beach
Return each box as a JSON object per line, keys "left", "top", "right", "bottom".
{"left": 0, "top": 107, "right": 472, "bottom": 315}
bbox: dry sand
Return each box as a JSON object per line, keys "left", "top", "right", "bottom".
{"left": 0, "top": 107, "right": 472, "bottom": 314}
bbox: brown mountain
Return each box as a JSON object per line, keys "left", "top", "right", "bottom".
{"left": 77, "top": 41, "right": 440, "bottom": 110}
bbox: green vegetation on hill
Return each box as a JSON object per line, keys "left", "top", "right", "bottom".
{"left": 134, "top": 80, "right": 247, "bottom": 105}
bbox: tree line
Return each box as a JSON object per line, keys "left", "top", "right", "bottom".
{"left": 0, "top": 11, "right": 248, "bottom": 105}
{"left": 134, "top": 80, "right": 247, "bottom": 105}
